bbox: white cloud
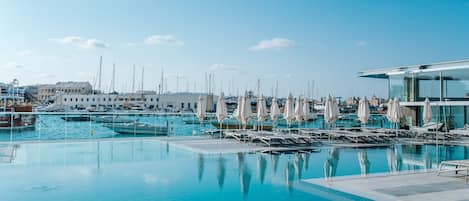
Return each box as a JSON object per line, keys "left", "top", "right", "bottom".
{"left": 210, "top": 64, "right": 239, "bottom": 72}
{"left": 16, "top": 50, "right": 32, "bottom": 56}
{"left": 2, "top": 62, "right": 23, "bottom": 69}
{"left": 126, "top": 42, "right": 136, "bottom": 47}
{"left": 144, "top": 35, "right": 184, "bottom": 46}
{"left": 355, "top": 40, "right": 367, "bottom": 47}
{"left": 250, "top": 37, "right": 293, "bottom": 51}
{"left": 50, "top": 36, "right": 108, "bottom": 48}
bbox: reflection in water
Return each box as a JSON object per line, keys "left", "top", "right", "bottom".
{"left": 236, "top": 152, "right": 252, "bottom": 197}
{"left": 424, "top": 151, "right": 432, "bottom": 171}
{"left": 302, "top": 152, "right": 310, "bottom": 171}
{"left": 387, "top": 145, "right": 402, "bottom": 173}
{"left": 166, "top": 142, "right": 169, "bottom": 155}
{"left": 257, "top": 154, "right": 267, "bottom": 184}
{"left": 198, "top": 154, "right": 204, "bottom": 182}
{"left": 217, "top": 156, "right": 226, "bottom": 189}
{"left": 285, "top": 160, "right": 295, "bottom": 192}
{"left": 271, "top": 154, "right": 279, "bottom": 174}
{"left": 294, "top": 153, "right": 304, "bottom": 179}
{"left": 358, "top": 149, "right": 370, "bottom": 176}
{"left": 323, "top": 147, "right": 339, "bottom": 180}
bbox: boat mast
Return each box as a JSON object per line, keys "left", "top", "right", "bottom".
{"left": 132, "top": 65, "right": 136, "bottom": 93}
{"left": 98, "top": 56, "right": 102, "bottom": 93}
{"left": 141, "top": 66, "right": 144, "bottom": 96}
{"left": 111, "top": 63, "right": 116, "bottom": 93}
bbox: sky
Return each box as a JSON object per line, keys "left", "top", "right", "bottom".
{"left": 1, "top": 0, "right": 469, "bottom": 98}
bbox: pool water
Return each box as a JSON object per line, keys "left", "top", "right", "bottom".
{"left": 0, "top": 139, "right": 468, "bottom": 201}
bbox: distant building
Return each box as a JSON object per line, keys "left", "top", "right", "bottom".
{"left": 57, "top": 92, "right": 217, "bottom": 112}
{"left": 37, "top": 82, "right": 92, "bottom": 103}
{"left": 369, "top": 95, "right": 380, "bottom": 107}
{"left": 346, "top": 96, "right": 359, "bottom": 106}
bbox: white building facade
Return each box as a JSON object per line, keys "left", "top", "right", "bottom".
{"left": 57, "top": 92, "right": 217, "bottom": 112}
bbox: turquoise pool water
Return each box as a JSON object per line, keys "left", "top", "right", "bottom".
{"left": 0, "top": 139, "right": 468, "bottom": 201}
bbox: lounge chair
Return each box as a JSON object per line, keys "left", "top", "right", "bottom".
{"left": 437, "top": 160, "right": 469, "bottom": 183}
{"left": 410, "top": 122, "right": 443, "bottom": 138}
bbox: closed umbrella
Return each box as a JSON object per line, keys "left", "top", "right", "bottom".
{"left": 302, "top": 97, "right": 311, "bottom": 123}
{"left": 324, "top": 95, "right": 334, "bottom": 125}
{"left": 216, "top": 93, "right": 227, "bottom": 138}
{"left": 386, "top": 99, "right": 394, "bottom": 128}
{"left": 270, "top": 97, "right": 281, "bottom": 126}
{"left": 294, "top": 97, "right": 303, "bottom": 127}
{"left": 391, "top": 97, "right": 401, "bottom": 137}
{"left": 357, "top": 97, "right": 370, "bottom": 125}
{"left": 196, "top": 95, "right": 205, "bottom": 135}
{"left": 233, "top": 96, "right": 242, "bottom": 129}
{"left": 283, "top": 94, "right": 295, "bottom": 128}
{"left": 240, "top": 94, "right": 252, "bottom": 129}
{"left": 423, "top": 97, "right": 432, "bottom": 124}
{"left": 257, "top": 95, "right": 268, "bottom": 130}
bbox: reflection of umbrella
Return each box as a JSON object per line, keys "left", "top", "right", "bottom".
{"left": 270, "top": 97, "right": 281, "bottom": 124}
{"left": 357, "top": 97, "right": 370, "bottom": 125}
{"left": 271, "top": 154, "right": 280, "bottom": 174}
{"left": 358, "top": 149, "right": 370, "bottom": 176}
{"left": 285, "top": 160, "right": 295, "bottom": 192}
{"left": 257, "top": 95, "right": 268, "bottom": 130}
{"left": 198, "top": 154, "right": 204, "bottom": 182}
{"left": 237, "top": 152, "right": 245, "bottom": 170}
{"left": 294, "top": 153, "right": 304, "bottom": 179}
{"left": 324, "top": 147, "right": 340, "bottom": 180}
{"left": 386, "top": 146, "right": 402, "bottom": 173}
{"left": 240, "top": 164, "right": 252, "bottom": 197}
{"left": 302, "top": 152, "right": 310, "bottom": 171}
{"left": 257, "top": 154, "right": 267, "bottom": 184}
{"left": 294, "top": 97, "right": 303, "bottom": 127}
{"left": 217, "top": 156, "right": 226, "bottom": 189}
{"left": 423, "top": 97, "right": 432, "bottom": 124}
{"left": 283, "top": 94, "right": 295, "bottom": 127}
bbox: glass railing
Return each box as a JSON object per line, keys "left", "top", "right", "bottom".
{"left": 0, "top": 112, "right": 391, "bottom": 142}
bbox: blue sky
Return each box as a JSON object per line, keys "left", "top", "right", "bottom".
{"left": 1, "top": 0, "right": 469, "bottom": 98}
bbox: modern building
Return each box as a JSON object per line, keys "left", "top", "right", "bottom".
{"left": 37, "top": 82, "right": 93, "bottom": 103}
{"left": 359, "top": 59, "right": 469, "bottom": 129}
{"left": 57, "top": 92, "right": 217, "bottom": 112}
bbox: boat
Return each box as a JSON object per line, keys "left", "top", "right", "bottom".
{"left": 0, "top": 105, "right": 36, "bottom": 132}
{"left": 104, "top": 122, "right": 169, "bottom": 135}
{"left": 92, "top": 116, "right": 134, "bottom": 123}
{"left": 61, "top": 115, "right": 91, "bottom": 122}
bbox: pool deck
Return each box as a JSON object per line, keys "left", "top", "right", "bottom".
{"left": 305, "top": 171, "right": 469, "bottom": 201}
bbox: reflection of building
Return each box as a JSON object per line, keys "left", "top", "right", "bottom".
{"left": 359, "top": 60, "right": 469, "bottom": 128}
{"left": 38, "top": 82, "right": 92, "bottom": 102}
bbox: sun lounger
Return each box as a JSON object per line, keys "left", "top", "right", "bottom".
{"left": 437, "top": 160, "right": 469, "bottom": 183}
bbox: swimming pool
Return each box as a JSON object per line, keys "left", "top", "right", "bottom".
{"left": 0, "top": 139, "right": 467, "bottom": 201}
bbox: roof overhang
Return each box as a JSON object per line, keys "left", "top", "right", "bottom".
{"left": 358, "top": 59, "right": 469, "bottom": 79}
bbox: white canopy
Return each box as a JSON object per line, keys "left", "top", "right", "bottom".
{"left": 257, "top": 95, "right": 268, "bottom": 123}
{"left": 391, "top": 97, "right": 401, "bottom": 123}
{"left": 386, "top": 99, "right": 394, "bottom": 123}
{"left": 294, "top": 97, "right": 303, "bottom": 124}
{"left": 357, "top": 97, "right": 370, "bottom": 124}
{"left": 302, "top": 97, "right": 311, "bottom": 121}
{"left": 196, "top": 95, "right": 206, "bottom": 121}
{"left": 283, "top": 94, "right": 295, "bottom": 125}
{"left": 240, "top": 94, "right": 252, "bottom": 125}
{"left": 270, "top": 97, "right": 281, "bottom": 122}
{"left": 423, "top": 97, "right": 432, "bottom": 124}
{"left": 233, "top": 96, "right": 242, "bottom": 122}
{"left": 216, "top": 93, "right": 227, "bottom": 123}
{"left": 324, "top": 95, "right": 334, "bottom": 124}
